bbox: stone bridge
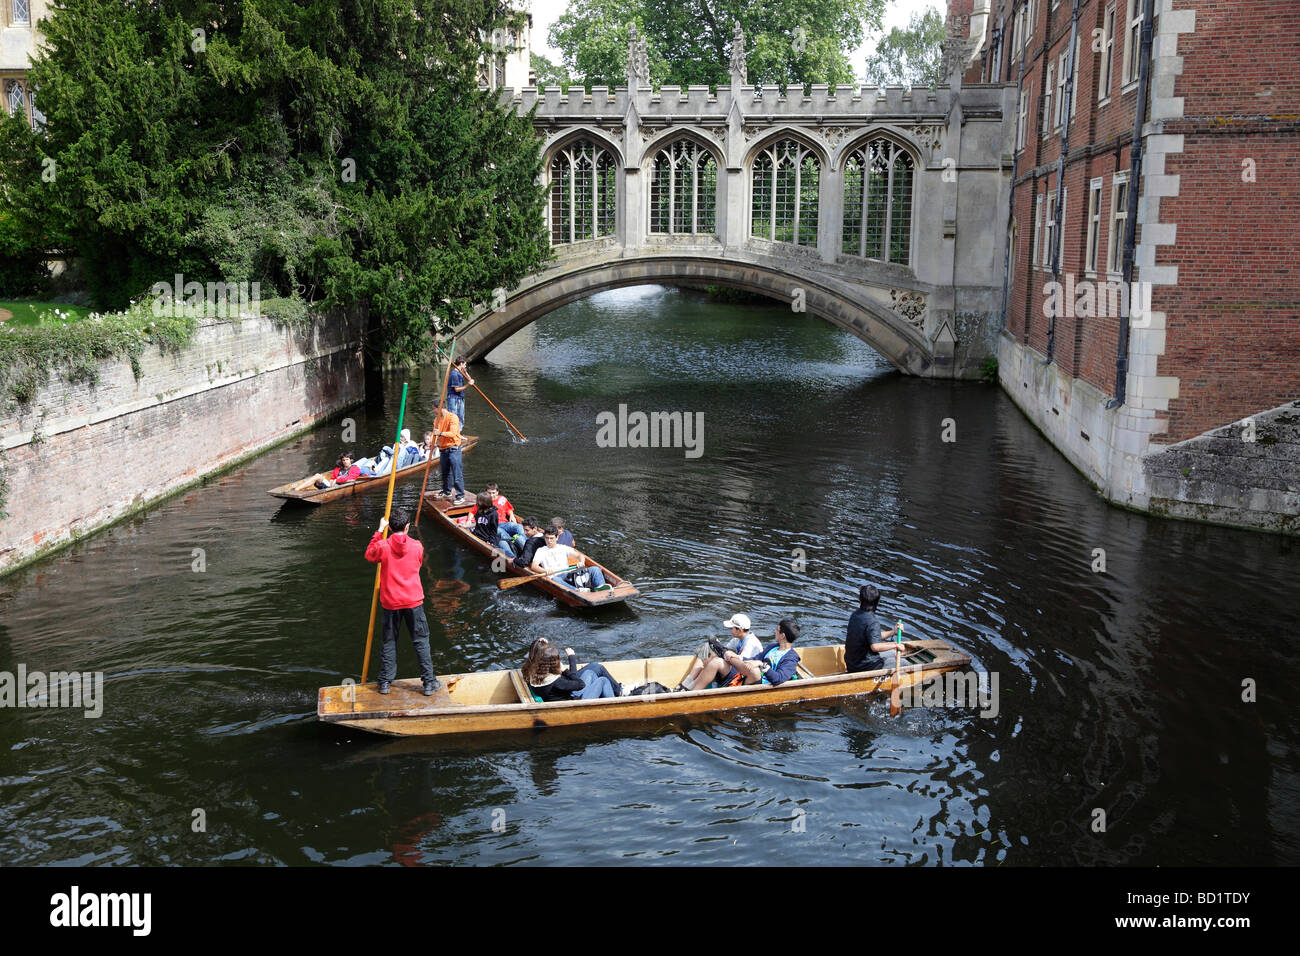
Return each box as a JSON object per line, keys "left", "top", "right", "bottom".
{"left": 455, "top": 27, "right": 1016, "bottom": 377}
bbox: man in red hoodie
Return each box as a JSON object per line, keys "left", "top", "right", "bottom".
{"left": 365, "top": 507, "right": 441, "bottom": 696}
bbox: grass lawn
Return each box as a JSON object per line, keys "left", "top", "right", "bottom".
{"left": 0, "top": 301, "right": 94, "bottom": 327}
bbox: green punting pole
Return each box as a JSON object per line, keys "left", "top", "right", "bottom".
{"left": 360, "top": 382, "right": 409, "bottom": 686}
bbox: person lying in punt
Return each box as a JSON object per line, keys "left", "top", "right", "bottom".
{"left": 307, "top": 452, "right": 363, "bottom": 489}
{"left": 522, "top": 638, "right": 627, "bottom": 701}
{"left": 311, "top": 432, "right": 429, "bottom": 488}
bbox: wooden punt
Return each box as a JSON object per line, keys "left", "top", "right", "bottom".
{"left": 421, "top": 492, "right": 639, "bottom": 607}
{"left": 267, "top": 437, "right": 479, "bottom": 504}
{"left": 317, "top": 640, "right": 972, "bottom": 738}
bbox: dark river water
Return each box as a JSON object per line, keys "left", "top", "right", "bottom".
{"left": 2, "top": 285, "right": 1296, "bottom": 866}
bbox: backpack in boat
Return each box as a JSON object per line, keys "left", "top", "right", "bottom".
{"left": 627, "top": 681, "right": 671, "bottom": 697}
{"left": 564, "top": 566, "right": 594, "bottom": 589}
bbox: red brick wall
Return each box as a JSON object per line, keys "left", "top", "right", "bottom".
{"left": 1151, "top": 0, "right": 1300, "bottom": 443}
{"left": 965, "top": 0, "right": 1300, "bottom": 444}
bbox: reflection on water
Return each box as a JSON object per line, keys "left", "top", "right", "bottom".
{"left": 0, "top": 285, "right": 1296, "bottom": 866}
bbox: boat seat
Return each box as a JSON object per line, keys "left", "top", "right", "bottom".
{"left": 509, "top": 670, "right": 544, "bottom": 704}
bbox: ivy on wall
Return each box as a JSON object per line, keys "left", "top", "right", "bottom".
{"left": 0, "top": 298, "right": 315, "bottom": 412}
{"left": 0, "top": 303, "right": 198, "bottom": 411}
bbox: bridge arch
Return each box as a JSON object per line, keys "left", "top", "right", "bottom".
{"left": 453, "top": 254, "right": 936, "bottom": 375}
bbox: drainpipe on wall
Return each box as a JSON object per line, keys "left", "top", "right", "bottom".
{"left": 1044, "top": 0, "right": 1082, "bottom": 365}
{"left": 999, "top": 4, "right": 1029, "bottom": 333}
{"left": 1107, "top": 0, "right": 1157, "bottom": 409}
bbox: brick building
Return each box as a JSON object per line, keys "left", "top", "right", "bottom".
{"left": 945, "top": 0, "right": 1300, "bottom": 530}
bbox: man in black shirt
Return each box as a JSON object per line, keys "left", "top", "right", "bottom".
{"left": 512, "top": 518, "right": 546, "bottom": 569}
{"left": 845, "top": 584, "right": 900, "bottom": 673}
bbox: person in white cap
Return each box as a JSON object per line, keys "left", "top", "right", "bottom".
{"left": 395, "top": 428, "right": 427, "bottom": 469}
{"left": 675, "top": 613, "right": 765, "bottom": 692}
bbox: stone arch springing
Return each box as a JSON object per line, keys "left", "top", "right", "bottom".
{"left": 841, "top": 135, "right": 916, "bottom": 266}
{"left": 547, "top": 136, "right": 618, "bottom": 245}
{"left": 646, "top": 135, "right": 719, "bottom": 236}
{"left": 748, "top": 136, "right": 824, "bottom": 248}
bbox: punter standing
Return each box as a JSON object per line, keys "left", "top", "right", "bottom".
{"left": 365, "top": 507, "right": 441, "bottom": 696}
{"left": 447, "top": 358, "right": 473, "bottom": 428}
{"left": 432, "top": 398, "right": 467, "bottom": 504}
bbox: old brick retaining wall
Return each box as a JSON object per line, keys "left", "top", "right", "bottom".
{"left": 0, "top": 309, "right": 365, "bottom": 576}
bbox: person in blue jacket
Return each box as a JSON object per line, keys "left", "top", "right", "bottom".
{"left": 727, "top": 618, "right": 801, "bottom": 686}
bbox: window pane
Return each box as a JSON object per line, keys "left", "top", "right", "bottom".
{"left": 797, "top": 156, "right": 819, "bottom": 247}
{"left": 597, "top": 155, "right": 616, "bottom": 238}
{"left": 751, "top": 154, "right": 773, "bottom": 239}
{"left": 774, "top": 150, "right": 796, "bottom": 244}
{"left": 649, "top": 154, "right": 671, "bottom": 234}
{"left": 698, "top": 156, "right": 717, "bottom": 234}
{"left": 6, "top": 80, "right": 25, "bottom": 119}
{"left": 889, "top": 150, "right": 913, "bottom": 264}
{"left": 864, "top": 144, "right": 890, "bottom": 260}
{"left": 550, "top": 159, "right": 570, "bottom": 244}
{"left": 752, "top": 140, "right": 820, "bottom": 247}
{"left": 670, "top": 141, "right": 699, "bottom": 233}
{"left": 842, "top": 155, "right": 864, "bottom": 255}
{"left": 549, "top": 140, "right": 617, "bottom": 244}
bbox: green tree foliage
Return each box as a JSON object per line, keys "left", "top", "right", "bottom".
{"left": 550, "top": 0, "right": 884, "bottom": 89}
{"left": 530, "top": 52, "right": 572, "bottom": 91}
{"left": 0, "top": 0, "right": 552, "bottom": 361}
{"left": 862, "top": 7, "right": 945, "bottom": 89}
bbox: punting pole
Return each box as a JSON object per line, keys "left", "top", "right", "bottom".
{"left": 361, "top": 382, "right": 409, "bottom": 685}
{"left": 889, "top": 620, "right": 905, "bottom": 717}
{"left": 467, "top": 380, "right": 527, "bottom": 442}
{"left": 415, "top": 339, "right": 456, "bottom": 528}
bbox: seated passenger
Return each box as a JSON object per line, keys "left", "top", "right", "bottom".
{"left": 677, "top": 613, "right": 764, "bottom": 691}
{"left": 512, "top": 518, "right": 546, "bottom": 569}
{"left": 470, "top": 491, "right": 502, "bottom": 548}
{"left": 485, "top": 482, "right": 525, "bottom": 554}
{"left": 330, "top": 453, "right": 362, "bottom": 484}
{"left": 732, "top": 618, "right": 801, "bottom": 686}
{"left": 371, "top": 444, "right": 396, "bottom": 476}
{"left": 550, "top": 517, "right": 575, "bottom": 547}
{"left": 530, "top": 527, "right": 606, "bottom": 590}
{"left": 522, "top": 638, "right": 625, "bottom": 701}
{"left": 395, "top": 429, "right": 426, "bottom": 469}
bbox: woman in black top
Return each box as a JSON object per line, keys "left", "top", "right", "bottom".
{"left": 471, "top": 491, "right": 500, "bottom": 548}
{"left": 522, "top": 639, "right": 623, "bottom": 701}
